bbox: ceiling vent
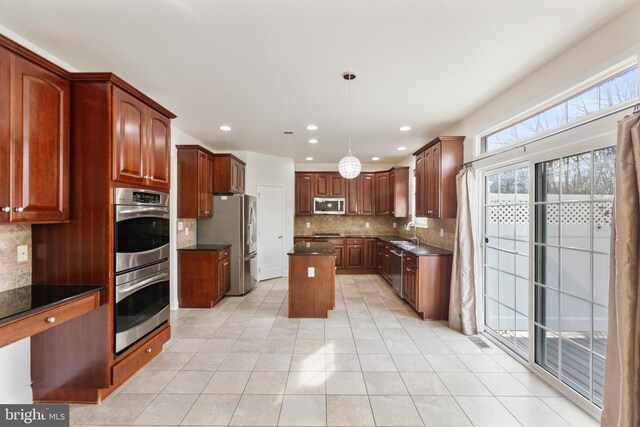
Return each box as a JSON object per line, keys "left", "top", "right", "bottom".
{"left": 281, "top": 130, "right": 295, "bottom": 136}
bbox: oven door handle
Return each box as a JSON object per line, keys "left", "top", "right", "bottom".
{"left": 116, "top": 271, "right": 169, "bottom": 303}
{"left": 116, "top": 207, "right": 170, "bottom": 222}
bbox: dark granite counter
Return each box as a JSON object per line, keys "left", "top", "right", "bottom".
{"left": 288, "top": 242, "right": 336, "bottom": 256}
{"left": 177, "top": 244, "right": 231, "bottom": 251}
{"left": 294, "top": 234, "right": 452, "bottom": 256}
{"left": 0, "top": 284, "right": 103, "bottom": 325}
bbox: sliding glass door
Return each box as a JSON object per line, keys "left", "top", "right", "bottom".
{"left": 534, "top": 147, "right": 614, "bottom": 408}
{"left": 483, "top": 165, "right": 530, "bottom": 358}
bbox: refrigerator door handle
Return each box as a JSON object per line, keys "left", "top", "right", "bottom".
{"left": 243, "top": 252, "right": 257, "bottom": 260}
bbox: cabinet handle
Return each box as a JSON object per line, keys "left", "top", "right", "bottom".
{"left": 224, "top": 262, "right": 229, "bottom": 266}
{"left": 15, "top": 207, "right": 24, "bottom": 213}
{"left": 46, "top": 317, "right": 56, "bottom": 323}
{"left": 427, "top": 210, "right": 433, "bottom": 214}
{"left": 145, "top": 348, "right": 152, "bottom": 353}
{"left": 1, "top": 207, "right": 10, "bottom": 213}
{"left": 150, "top": 176, "right": 154, "bottom": 180}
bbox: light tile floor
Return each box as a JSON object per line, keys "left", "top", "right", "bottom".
{"left": 71, "top": 274, "right": 600, "bottom": 426}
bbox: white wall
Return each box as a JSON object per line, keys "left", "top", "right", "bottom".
{"left": 442, "top": 2, "right": 640, "bottom": 162}
{"left": 244, "top": 152, "right": 295, "bottom": 278}
{"left": 294, "top": 162, "right": 395, "bottom": 172}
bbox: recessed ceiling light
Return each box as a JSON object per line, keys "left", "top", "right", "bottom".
{"left": 305, "top": 156, "right": 313, "bottom": 161}
{"left": 372, "top": 157, "right": 380, "bottom": 161}
{"left": 308, "top": 138, "right": 318, "bottom": 144}
{"left": 399, "top": 125, "right": 411, "bottom": 132}
{"left": 306, "top": 124, "right": 318, "bottom": 131}
{"left": 397, "top": 146, "right": 407, "bottom": 151}
{"left": 219, "top": 125, "right": 232, "bottom": 132}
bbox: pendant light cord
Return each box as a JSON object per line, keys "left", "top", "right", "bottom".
{"left": 347, "top": 76, "right": 352, "bottom": 155}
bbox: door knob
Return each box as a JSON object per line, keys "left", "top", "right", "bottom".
{"left": 15, "top": 207, "right": 24, "bottom": 213}
{"left": 1, "top": 207, "right": 10, "bottom": 213}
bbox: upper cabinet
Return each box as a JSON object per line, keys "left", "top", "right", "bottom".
{"left": 413, "top": 136, "right": 464, "bottom": 219}
{"left": 0, "top": 46, "right": 70, "bottom": 223}
{"left": 389, "top": 167, "right": 409, "bottom": 218}
{"left": 375, "top": 172, "right": 390, "bottom": 215}
{"left": 295, "top": 173, "right": 314, "bottom": 215}
{"left": 112, "top": 86, "right": 170, "bottom": 191}
{"left": 213, "top": 154, "right": 245, "bottom": 194}
{"left": 314, "top": 173, "right": 346, "bottom": 197}
{"left": 177, "top": 145, "right": 214, "bottom": 218}
{"left": 346, "top": 173, "right": 375, "bottom": 216}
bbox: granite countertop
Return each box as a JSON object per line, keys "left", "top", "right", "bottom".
{"left": 288, "top": 242, "right": 336, "bottom": 256}
{"left": 294, "top": 234, "right": 453, "bottom": 256}
{"left": 177, "top": 244, "right": 232, "bottom": 251}
{"left": 0, "top": 284, "right": 104, "bottom": 325}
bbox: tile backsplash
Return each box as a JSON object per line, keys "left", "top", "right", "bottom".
{"left": 0, "top": 225, "right": 32, "bottom": 292}
{"left": 176, "top": 219, "right": 196, "bottom": 249}
{"left": 294, "top": 215, "right": 456, "bottom": 251}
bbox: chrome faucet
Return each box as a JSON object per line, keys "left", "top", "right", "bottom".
{"left": 405, "top": 222, "right": 419, "bottom": 245}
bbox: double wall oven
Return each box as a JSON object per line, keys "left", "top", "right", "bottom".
{"left": 114, "top": 188, "right": 170, "bottom": 354}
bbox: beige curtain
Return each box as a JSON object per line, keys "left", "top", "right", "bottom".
{"left": 601, "top": 112, "right": 640, "bottom": 427}
{"left": 449, "top": 166, "right": 478, "bottom": 335}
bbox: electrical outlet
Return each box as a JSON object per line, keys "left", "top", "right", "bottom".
{"left": 185, "top": 227, "right": 190, "bottom": 236}
{"left": 306, "top": 222, "right": 311, "bottom": 229}
{"left": 440, "top": 228, "right": 444, "bottom": 237}
{"left": 365, "top": 222, "right": 370, "bottom": 228}
{"left": 392, "top": 222, "right": 397, "bottom": 228}
{"left": 178, "top": 221, "right": 184, "bottom": 231}
{"left": 17, "top": 245, "right": 28, "bottom": 262}
{"left": 307, "top": 267, "right": 315, "bottom": 277}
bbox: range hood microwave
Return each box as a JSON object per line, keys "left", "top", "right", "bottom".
{"left": 313, "top": 198, "right": 345, "bottom": 215}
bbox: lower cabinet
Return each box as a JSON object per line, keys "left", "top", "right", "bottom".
{"left": 402, "top": 252, "right": 452, "bottom": 320}
{"left": 402, "top": 255, "right": 418, "bottom": 310}
{"left": 178, "top": 247, "right": 231, "bottom": 308}
{"left": 364, "top": 239, "right": 376, "bottom": 270}
{"left": 346, "top": 239, "right": 364, "bottom": 269}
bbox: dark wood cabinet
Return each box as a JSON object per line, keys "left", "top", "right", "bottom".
{"left": 375, "top": 172, "right": 390, "bottom": 215}
{"left": 389, "top": 167, "right": 409, "bottom": 217}
{"left": 314, "top": 173, "right": 345, "bottom": 197}
{"left": 345, "top": 239, "right": 364, "bottom": 269}
{"left": 402, "top": 256, "right": 418, "bottom": 309}
{"left": 346, "top": 173, "right": 375, "bottom": 215}
{"left": 213, "top": 153, "right": 245, "bottom": 194}
{"left": 0, "top": 49, "right": 70, "bottom": 223}
{"left": 327, "top": 238, "right": 345, "bottom": 268}
{"left": 413, "top": 136, "right": 463, "bottom": 219}
{"left": 178, "top": 247, "right": 231, "bottom": 308}
{"left": 402, "top": 252, "right": 452, "bottom": 320}
{"left": 364, "top": 239, "right": 376, "bottom": 270}
{"left": 295, "top": 173, "right": 314, "bottom": 215}
{"left": 177, "top": 145, "right": 214, "bottom": 218}
{"left": 112, "top": 87, "right": 170, "bottom": 191}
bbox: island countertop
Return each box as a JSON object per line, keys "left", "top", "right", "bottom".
{"left": 288, "top": 242, "right": 336, "bottom": 256}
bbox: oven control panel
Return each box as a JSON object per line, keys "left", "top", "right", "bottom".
{"left": 132, "top": 192, "right": 161, "bottom": 205}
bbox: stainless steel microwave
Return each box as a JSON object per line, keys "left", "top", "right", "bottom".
{"left": 313, "top": 197, "right": 345, "bottom": 215}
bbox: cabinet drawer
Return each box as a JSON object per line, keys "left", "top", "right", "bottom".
{"left": 112, "top": 325, "right": 170, "bottom": 385}
{"left": 326, "top": 238, "right": 345, "bottom": 246}
{"left": 403, "top": 253, "right": 418, "bottom": 266}
{"left": 0, "top": 292, "right": 99, "bottom": 349}
{"left": 217, "top": 248, "right": 231, "bottom": 260}
{"left": 346, "top": 239, "right": 364, "bottom": 245}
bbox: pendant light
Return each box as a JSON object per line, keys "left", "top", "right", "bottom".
{"left": 338, "top": 71, "right": 361, "bottom": 179}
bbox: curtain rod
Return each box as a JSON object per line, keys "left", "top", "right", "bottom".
{"left": 462, "top": 102, "right": 638, "bottom": 168}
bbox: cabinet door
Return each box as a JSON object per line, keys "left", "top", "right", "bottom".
{"left": 218, "top": 258, "right": 230, "bottom": 299}
{"left": 346, "top": 244, "right": 364, "bottom": 268}
{"left": 11, "top": 56, "right": 70, "bottom": 222}
{"left": 375, "top": 172, "right": 390, "bottom": 215}
{"left": 295, "top": 173, "right": 314, "bottom": 215}
{"left": 403, "top": 264, "right": 417, "bottom": 308}
{"left": 112, "top": 87, "right": 146, "bottom": 186}
{"left": 414, "top": 151, "right": 425, "bottom": 217}
{"left": 0, "top": 47, "right": 10, "bottom": 222}
{"left": 314, "top": 174, "right": 330, "bottom": 197}
{"left": 206, "top": 154, "right": 214, "bottom": 216}
{"left": 145, "top": 109, "right": 171, "bottom": 190}
{"left": 333, "top": 245, "right": 344, "bottom": 268}
{"left": 346, "top": 177, "right": 359, "bottom": 215}
{"left": 330, "top": 174, "right": 346, "bottom": 197}
{"left": 197, "top": 151, "right": 212, "bottom": 217}
{"left": 360, "top": 173, "right": 376, "bottom": 215}
{"left": 388, "top": 170, "right": 395, "bottom": 216}
{"left": 364, "top": 239, "right": 376, "bottom": 270}
{"left": 376, "top": 243, "right": 384, "bottom": 272}
{"left": 427, "top": 144, "right": 441, "bottom": 218}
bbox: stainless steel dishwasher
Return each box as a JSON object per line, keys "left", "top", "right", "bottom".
{"left": 390, "top": 248, "right": 404, "bottom": 298}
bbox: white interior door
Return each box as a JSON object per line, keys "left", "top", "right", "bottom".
{"left": 257, "top": 185, "right": 283, "bottom": 281}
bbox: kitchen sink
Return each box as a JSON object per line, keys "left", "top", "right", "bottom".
{"left": 390, "top": 240, "right": 418, "bottom": 250}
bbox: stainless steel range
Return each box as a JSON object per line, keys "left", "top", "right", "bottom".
{"left": 113, "top": 188, "right": 170, "bottom": 354}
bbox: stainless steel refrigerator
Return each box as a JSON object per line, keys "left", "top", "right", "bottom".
{"left": 197, "top": 194, "right": 257, "bottom": 295}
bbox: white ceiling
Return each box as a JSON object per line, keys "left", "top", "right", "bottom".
{"left": 0, "top": 0, "right": 636, "bottom": 163}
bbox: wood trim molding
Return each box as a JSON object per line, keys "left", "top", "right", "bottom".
{"left": 176, "top": 144, "right": 215, "bottom": 157}
{"left": 412, "top": 136, "right": 465, "bottom": 155}
{"left": 0, "top": 33, "right": 72, "bottom": 78}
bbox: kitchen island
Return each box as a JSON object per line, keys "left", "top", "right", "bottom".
{"left": 287, "top": 242, "right": 336, "bottom": 318}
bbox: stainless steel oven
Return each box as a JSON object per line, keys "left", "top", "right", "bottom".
{"left": 115, "top": 188, "right": 170, "bottom": 273}
{"left": 115, "top": 260, "right": 170, "bottom": 353}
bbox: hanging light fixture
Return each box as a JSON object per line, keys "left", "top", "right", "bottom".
{"left": 338, "top": 71, "right": 361, "bottom": 179}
